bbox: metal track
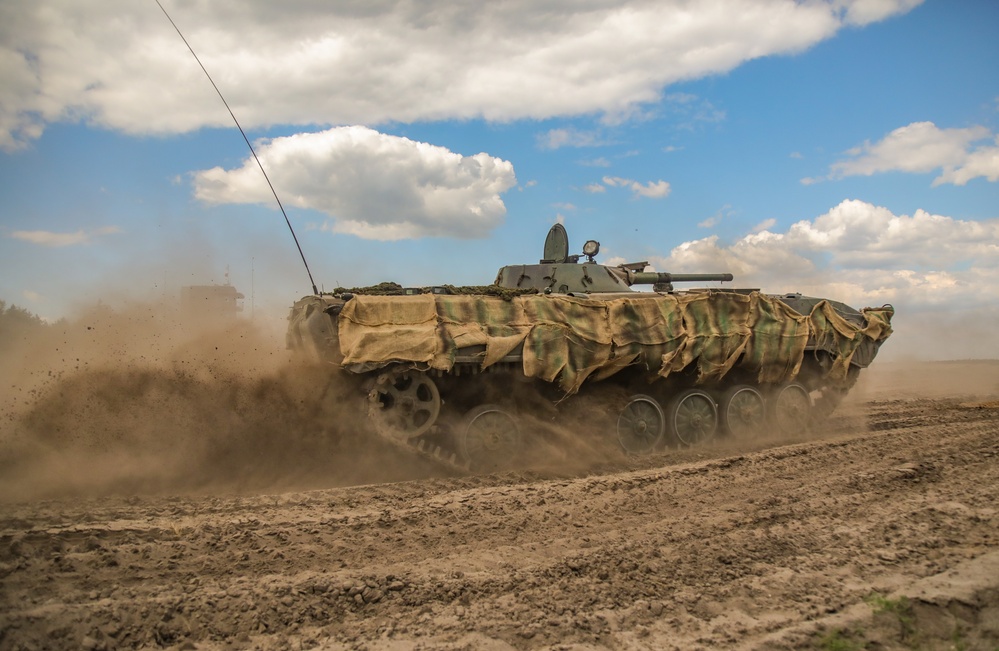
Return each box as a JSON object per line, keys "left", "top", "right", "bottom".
{"left": 407, "top": 428, "right": 471, "bottom": 473}
{"left": 365, "top": 384, "right": 471, "bottom": 473}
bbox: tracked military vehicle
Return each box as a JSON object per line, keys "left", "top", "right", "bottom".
{"left": 287, "top": 224, "right": 893, "bottom": 470}
{"left": 154, "top": 4, "right": 892, "bottom": 472}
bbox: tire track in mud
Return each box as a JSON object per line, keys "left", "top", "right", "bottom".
{"left": 1, "top": 398, "right": 998, "bottom": 650}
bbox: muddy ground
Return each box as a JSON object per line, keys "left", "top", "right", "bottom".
{"left": 1, "top": 350, "right": 998, "bottom": 650}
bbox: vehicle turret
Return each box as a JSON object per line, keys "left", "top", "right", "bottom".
{"left": 493, "top": 224, "right": 733, "bottom": 294}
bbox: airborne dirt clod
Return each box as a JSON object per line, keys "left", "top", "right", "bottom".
{"left": 0, "top": 312, "right": 997, "bottom": 650}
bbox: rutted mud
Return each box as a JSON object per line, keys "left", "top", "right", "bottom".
{"left": 0, "top": 311, "right": 997, "bottom": 650}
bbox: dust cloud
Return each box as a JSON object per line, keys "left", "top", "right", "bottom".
{"left": 852, "top": 359, "right": 999, "bottom": 401}
{"left": 0, "top": 305, "right": 446, "bottom": 503}
{"left": 4, "top": 296, "right": 996, "bottom": 504}
{"left": 0, "top": 299, "right": 639, "bottom": 504}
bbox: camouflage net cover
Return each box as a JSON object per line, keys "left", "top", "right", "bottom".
{"left": 336, "top": 292, "right": 893, "bottom": 394}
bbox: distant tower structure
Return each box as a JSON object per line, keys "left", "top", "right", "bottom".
{"left": 181, "top": 267, "right": 244, "bottom": 319}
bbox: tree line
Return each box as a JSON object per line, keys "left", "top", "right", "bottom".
{"left": 0, "top": 300, "right": 52, "bottom": 352}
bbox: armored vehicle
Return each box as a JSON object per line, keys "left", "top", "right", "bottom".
{"left": 287, "top": 224, "right": 893, "bottom": 470}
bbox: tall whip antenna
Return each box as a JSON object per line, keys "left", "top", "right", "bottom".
{"left": 155, "top": 0, "right": 319, "bottom": 295}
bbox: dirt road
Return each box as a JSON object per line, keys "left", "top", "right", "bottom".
{"left": 1, "top": 361, "right": 999, "bottom": 650}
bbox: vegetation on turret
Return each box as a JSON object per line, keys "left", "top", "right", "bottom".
{"left": 325, "top": 283, "right": 538, "bottom": 301}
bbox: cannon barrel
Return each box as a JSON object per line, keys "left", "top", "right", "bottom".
{"left": 629, "top": 271, "right": 734, "bottom": 285}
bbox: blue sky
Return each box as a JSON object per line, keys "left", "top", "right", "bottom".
{"left": 1, "top": 0, "right": 997, "bottom": 359}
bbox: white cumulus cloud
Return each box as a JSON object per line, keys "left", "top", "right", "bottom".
{"left": 837, "top": 0, "right": 924, "bottom": 24}
{"left": 9, "top": 226, "right": 121, "bottom": 247}
{"left": 648, "top": 199, "right": 999, "bottom": 310}
{"left": 752, "top": 218, "right": 777, "bottom": 233}
{"left": 193, "top": 126, "right": 517, "bottom": 241}
{"left": 538, "top": 128, "right": 606, "bottom": 150}
{"left": 827, "top": 121, "right": 999, "bottom": 186}
{"left": 0, "top": 0, "right": 921, "bottom": 149}
{"left": 600, "top": 176, "right": 671, "bottom": 199}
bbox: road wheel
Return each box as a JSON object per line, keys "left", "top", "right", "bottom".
{"left": 458, "top": 404, "right": 522, "bottom": 471}
{"left": 368, "top": 369, "right": 441, "bottom": 441}
{"left": 719, "top": 385, "right": 766, "bottom": 439}
{"left": 769, "top": 381, "right": 812, "bottom": 435}
{"left": 616, "top": 394, "right": 666, "bottom": 455}
{"left": 667, "top": 389, "right": 718, "bottom": 446}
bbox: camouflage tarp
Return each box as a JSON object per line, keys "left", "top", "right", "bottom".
{"left": 336, "top": 292, "right": 893, "bottom": 394}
